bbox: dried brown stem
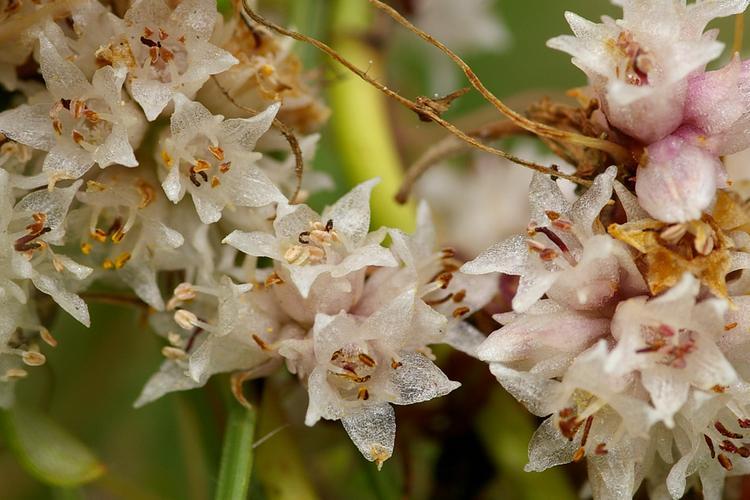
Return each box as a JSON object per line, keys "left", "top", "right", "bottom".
{"left": 211, "top": 75, "right": 306, "bottom": 204}
{"left": 397, "top": 120, "right": 527, "bottom": 203}
{"left": 241, "top": 0, "right": 593, "bottom": 191}
{"left": 368, "top": 0, "right": 633, "bottom": 166}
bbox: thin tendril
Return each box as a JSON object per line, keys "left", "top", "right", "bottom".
{"left": 367, "top": 0, "right": 633, "bottom": 166}
{"left": 241, "top": 0, "right": 593, "bottom": 191}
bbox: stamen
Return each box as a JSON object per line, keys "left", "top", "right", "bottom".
{"left": 22, "top": 351, "right": 46, "bottom": 366}
{"left": 264, "top": 272, "right": 285, "bottom": 287}
{"left": 452, "top": 306, "right": 470, "bottom": 318}
{"left": 358, "top": 353, "right": 376, "bottom": 367}
{"left": 718, "top": 453, "right": 734, "bottom": 471}
{"left": 357, "top": 387, "right": 370, "bottom": 400}
{"left": 162, "top": 346, "right": 187, "bottom": 360}
{"left": 715, "top": 421, "right": 743, "bottom": 439}
{"left": 252, "top": 334, "right": 272, "bottom": 351}
{"left": 40, "top": 328, "right": 57, "bottom": 348}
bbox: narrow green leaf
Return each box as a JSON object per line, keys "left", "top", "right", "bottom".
{"left": 0, "top": 405, "right": 105, "bottom": 487}
{"left": 214, "top": 400, "right": 257, "bottom": 500}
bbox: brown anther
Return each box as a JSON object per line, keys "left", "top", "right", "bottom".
{"left": 738, "top": 419, "right": 750, "bottom": 429}
{"left": 193, "top": 159, "right": 210, "bottom": 172}
{"left": 712, "top": 385, "right": 728, "bottom": 393}
{"left": 219, "top": 162, "right": 231, "bottom": 173}
{"left": 391, "top": 359, "right": 402, "bottom": 369}
{"left": 52, "top": 118, "right": 63, "bottom": 135}
{"left": 441, "top": 247, "right": 456, "bottom": 259}
{"left": 102, "top": 258, "right": 114, "bottom": 270}
{"left": 114, "top": 252, "right": 131, "bottom": 269}
{"left": 298, "top": 231, "right": 311, "bottom": 244}
{"left": 718, "top": 453, "right": 734, "bottom": 471}
{"left": 559, "top": 407, "right": 575, "bottom": 419}
{"left": 160, "top": 47, "right": 174, "bottom": 63}
{"left": 264, "top": 272, "right": 284, "bottom": 287}
{"left": 572, "top": 447, "right": 585, "bottom": 462}
{"left": 738, "top": 447, "right": 750, "bottom": 458}
{"left": 72, "top": 129, "right": 84, "bottom": 144}
{"left": 92, "top": 228, "right": 107, "bottom": 242}
{"left": 705, "top": 434, "right": 716, "bottom": 458}
{"left": 358, "top": 353, "right": 376, "bottom": 368}
{"left": 72, "top": 100, "right": 85, "bottom": 119}
{"left": 452, "top": 306, "right": 470, "bottom": 318}
{"left": 436, "top": 272, "right": 453, "bottom": 289}
{"left": 357, "top": 387, "right": 370, "bottom": 401}
{"left": 452, "top": 289, "right": 466, "bottom": 302}
{"left": 40, "top": 328, "right": 57, "bottom": 348}
{"left": 211, "top": 176, "right": 221, "bottom": 188}
{"left": 715, "top": 421, "right": 743, "bottom": 439}
{"left": 158, "top": 28, "right": 168, "bottom": 40}
{"left": 177, "top": 35, "right": 185, "bottom": 43}
{"left": 545, "top": 210, "right": 561, "bottom": 221}
{"left": 83, "top": 109, "right": 99, "bottom": 123}
{"left": 325, "top": 219, "right": 334, "bottom": 232}
{"left": 540, "top": 248, "right": 558, "bottom": 261}
{"left": 140, "top": 35, "right": 157, "bottom": 47}
{"left": 208, "top": 145, "right": 225, "bottom": 161}
{"left": 111, "top": 228, "right": 126, "bottom": 243}
{"left": 252, "top": 334, "right": 272, "bottom": 351}
{"left": 724, "top": 322, "right": 738, "bottom": 331}
{"left": 60, "top": 98, "right": 71, "bottom": 110}
{"left": 143, "top": 27, "right": 154, "bottom": 37}
{"left": 161, "top": 150, "right": 173, "bottom": 168}
{"left": 136, "top": 179, "right": 156, "bottom": 208}
{"left": 594, "top": 443, "right": 608, "bottom": 456}
{"left": 720, "top": 440, "right": 739, "bottom": 454}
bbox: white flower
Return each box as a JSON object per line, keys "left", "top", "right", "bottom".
{"left": 462, "top": 167, "right": 646, "bottom": 312}
{"left": 71, "top": 167, "right": 184, "bottom": 310}
{"left": 223, "top": 179, "right": 397, "bottom": 315}
{"left": 495, "top": 342, "right": 654, "bottom": 499}
{"left": 548, "top": 0, "right": 747, "bottom": 143}
{"left": 0, "top": 168, "right": 91, "bottom": 325}
{"left": 120, "top": 0, "right": 238, "bottom": 120}
{"left": 135, "top": 276, "right": 288, "bottom": 406}
{"left": 279, "top": 287, "right": 458, "bottom": 467}
{"left": 158, "top": 94, "right": 284, "bottom": 224}
{"left": 607, "top": 274, "right": 737, "bottom": 427}
{"left": 0, "top": 34, "right": 144, "bottom": 185}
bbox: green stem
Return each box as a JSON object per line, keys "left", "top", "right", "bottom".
{"left": 214, "top": 398, "right": 257, "bottom": 500}
{"left": 328, "top": 0, "right": 416, "bottom": 231}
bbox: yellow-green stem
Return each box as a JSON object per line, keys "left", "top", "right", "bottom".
{"left": 328, "top": 0, "right": 416, "bottom": 231}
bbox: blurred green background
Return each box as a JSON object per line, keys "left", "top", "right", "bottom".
{"left": 1, "top": 1, "right": 743, "bottom": 499}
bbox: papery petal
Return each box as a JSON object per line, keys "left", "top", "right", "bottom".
{"left": 341, "top": 403, "right": 396, "bottom": 466}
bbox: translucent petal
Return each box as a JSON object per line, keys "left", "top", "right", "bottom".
{"left": 220, "top": 102, "right": 280, "bottom": 152}
{"left": 341, "top": 403, "right": 396, "bottom": 466}
{"left": 222, "top": 231, "right": 280, "bottom": 259}
{"left": 0, "top": 104, "right": 56, "bottom": 151}
{"left": 460, "top": 235, "right": 528, "bottom": 276}
{"left": 134, "top": 361, "right": 201, "bottom": 408}
{"left": 38, "top": 35, "right": 91, "bottom": 99}
{"left": 388, "top": 351, "right": 460, "bottom": 405}
{"left": 324, "top": 179, "right": 379, "bottom": 248}
{"left": 30, "top": 273, "right": 90, "bottom": 326}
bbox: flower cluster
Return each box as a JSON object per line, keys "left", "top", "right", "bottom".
{"left": 455, "top": 1, "right": 750, "bottom": 497}
{"left": 0, "top": 0, "right": 498, "bottom": 467}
